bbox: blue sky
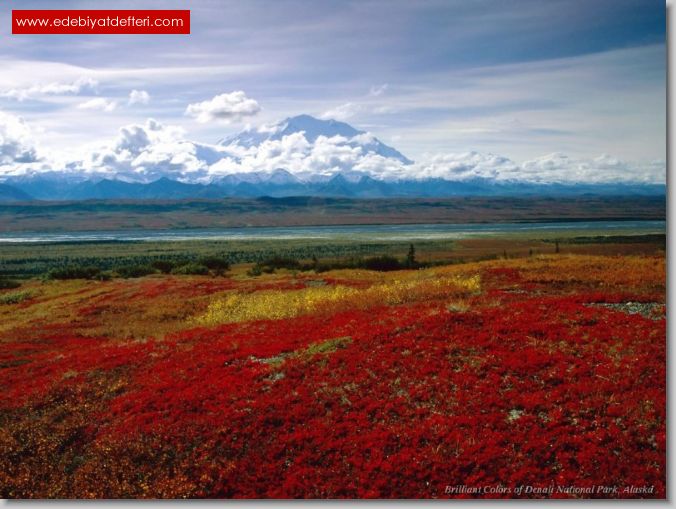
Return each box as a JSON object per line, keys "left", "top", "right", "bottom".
{"left": 0, "top": 0, "right": 666, "bottom": 182}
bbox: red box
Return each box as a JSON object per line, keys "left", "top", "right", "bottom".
{"left": 12, "top": 10, "right": 190, "bottom": 35}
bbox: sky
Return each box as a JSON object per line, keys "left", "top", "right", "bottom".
{"left": 0, "top": 0, "right": 667, "bottom": 183}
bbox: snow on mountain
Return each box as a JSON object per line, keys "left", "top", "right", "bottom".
{"left": 220, "top": 114, "right": 413, "bottom": 165}
{"left": 0, "top": 113, "right": 666, "bottom": 195}
{"left": 267, "top": 168, "right": 303, "bottom": 185}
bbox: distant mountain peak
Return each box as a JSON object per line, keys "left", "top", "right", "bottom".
{"left": 276, "top": 115, "right": 361, "bottom": 142}
{"left": 267, "top": 168, "right": 302, "bottom": 185}
{"left": 220, "top": 114, "right": 413, "bottom": 165}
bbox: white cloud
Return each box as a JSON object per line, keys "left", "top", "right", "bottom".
{"left": 77, "top": 98, "right": 117, "bottom": 112}
{"left": 372, "top": 105, "right": 397, "bottom": 114}
{"left": 321, "top": 96, "right": 396, "bottom": 122}
{"left": 214, "top": 132, "right": 394, "bottom": 181}
{"left": 214, "top": 132, "right": 666, "bottom": 184}
{"left": 0, "top": 58, "right": 262, "bottom": 92}
{"left": 128, "top": 90, "right": 151, "bottom": 105}
{"left": 403, "top": 151, "right": 665, "bottom": 184}
{"left": 320, "top": 102, "right": 361, "bottom": 121}
{"left": 79, "top": 119, "right": 193, "bottom": 178}
{"left": 217, "top": 133, "right": 512, "bottom": 182}
{"left": 369, "top": 84, "right": 389, "bottom": 97}
{"left": 350, "top": 132, "right": 378, "bottom": 145}
{"left": 185, "top": 91, "right": 261, "bottom": 123}
{"left": 1, "top": 77, "right": 98, "bottom": 101}
{"left": 413, "top": 151, "right": 519, "bottom": 181}
{"left": 0, "top": 111, "right": 40, "bottom": 165}
{"left": 69, "top": 119, "right": 232, "bottom": 183}
{"left": 519, "top": 153, "right": 666, "bottom": 184}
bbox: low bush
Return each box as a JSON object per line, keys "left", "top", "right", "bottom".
{"left": 261, "top": 256, "right": 300, "bottom": 271}
{"left": 247, "top": 265, "right": 263, "bottom": 277}
{"left": 115, "top": 265, "right": 156, "bottom": 278}
{"left": 0, "top": 278, "right": 21, "bottom": 289}
{"left": 47, "top": 265, "right": 102, "bottom": 280}
{"left": 198, "top": 256, "right": 230, "bottom": 275}
{"left": 171, "top": 263, "right": 209, "bottom": 275}
{"left": 151, "top": 260, "right": 176, "bottom": 274}
{"left": 0, "top": 291, "right": 33, "bottom": 305}
{"left": 359, "top": 255, "right": 402, "bottom": 272}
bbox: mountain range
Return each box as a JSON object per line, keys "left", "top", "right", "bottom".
{"left": 0, "top": 115, "right": 665, "bottom": 201}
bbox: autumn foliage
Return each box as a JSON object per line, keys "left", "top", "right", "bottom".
{"left": 0, "top": 254, "right": 665, "bottom": 498}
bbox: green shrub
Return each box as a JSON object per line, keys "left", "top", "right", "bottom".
{"left": 312, "top": 255, "right": 411, "bottom": 273}
{"left": 198, "top": 256, "right": 230, "bottom": 275}
{"left": 0, "top": 290, "right": 33, "bottom": 305}
{"left": 359, "top": 255, "right": 402, "bottom": 272}
{"left": 98, "top": 271, "right": 113, "bottom": 281}
{"left": 115, "top": 265, "right": 156, "bottom": 278}
{"left": 0, "top": 278, "right": 21, "bottom": 289}
{"left": 247, "top": 265, "right": 263, "bottom": 277}
{"left": 47, "top": 265, "right": 102, "bottom": 280}
{"left": 171, "top": 263, "right": 209, "bottom": 275}
{"left": 260, "top": 256, "right": 300, "bottom": 271}
{"left": 151, "top": 260, "right": 176, "bottom": 274}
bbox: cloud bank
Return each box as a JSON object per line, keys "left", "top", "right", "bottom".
{"left": 0, "top": 111, "right": 665, "bottom": 186}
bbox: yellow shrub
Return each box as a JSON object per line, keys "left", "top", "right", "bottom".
{"left": 192, "top": 273, "right": 480, "bottom": 326}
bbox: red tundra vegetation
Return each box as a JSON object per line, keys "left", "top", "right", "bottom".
{"left": 0, "top": 254, "right": 665, "bottom": 498}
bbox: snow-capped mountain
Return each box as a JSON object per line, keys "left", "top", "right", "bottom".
{"left": 0, "top": 114, "right": 666, "bottom": 201}
{"left": 220, "top": 114, "right": 413, "bottom": 165}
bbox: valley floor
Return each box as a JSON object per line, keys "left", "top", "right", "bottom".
{"left": 0, "top": 253, "right": 666, "bottom": 498}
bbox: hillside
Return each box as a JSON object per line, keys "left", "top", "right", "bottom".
{"left": 0, "top": 195, "right": 665, "bottom": 233}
